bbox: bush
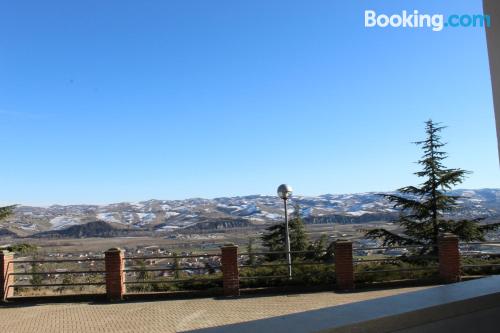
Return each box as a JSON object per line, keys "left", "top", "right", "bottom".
{"left": 354, "top": 260, "right": 438, "bottom": 284}
{"left": 3, "top": 243, "right": 38, "bottom": 255}
{"left": 126, "top": 273, "right": 223, "bottom": 293}
{"left": 461, "top": 255, "right": 500, "bottom": 276}
{"left": 239, "top": 261, "right": 335, "bottom": 289}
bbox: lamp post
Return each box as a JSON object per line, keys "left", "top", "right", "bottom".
{"left": 277, "top": 184, "right": 293, "bottom": 279}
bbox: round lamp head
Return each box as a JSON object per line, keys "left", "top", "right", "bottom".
{"left": 277, "top": 184, "right": 293, "bottom": 200}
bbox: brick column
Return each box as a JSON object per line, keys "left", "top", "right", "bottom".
{"left": 335, "top": 240, "right": 354, "bottom": 290}
{"left": 439, "top": 233, "right": 461, "bottom": 284}
{"left": 221, "top": 244, "right": 239, "bottom": 297}
{"left": 105, "top": 248, "right": 125, "bottom": 301}
{"left": 1, "top": 250, "right": 14, "bottom": 301}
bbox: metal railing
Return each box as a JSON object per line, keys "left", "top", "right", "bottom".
{"left": 459, "top": 241, "right": 500, "bottom": 277}
{"left": 237, "top": 250, "right": 335, "bottom": 288}
{"left": 8, "top": 257, "right": 106, "bottom": 296}
{"left": 352, "top": 245, "right": 439, "bottom": 284}
{"left": 5, "top": 239, "right": 500, "bottom": 300}
{"left": 124, "top": 253, "right": 223, "bottom": 293}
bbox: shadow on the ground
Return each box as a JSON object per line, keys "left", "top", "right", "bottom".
{"left": 0, "top": 279, "right": 443, "bottom": 308}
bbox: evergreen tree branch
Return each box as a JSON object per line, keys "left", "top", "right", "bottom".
{"left": 0, "top": 205, "right": 16, "bottom": 221}
{"left": 365, "top": 228, "right": 420, "bottom": 247}
{"left": 478, "top": 222, "right": 500, "bottom": 233}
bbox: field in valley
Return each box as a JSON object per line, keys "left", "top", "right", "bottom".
{"left": 2, "top": 222, "right": 401, "bottom": 256}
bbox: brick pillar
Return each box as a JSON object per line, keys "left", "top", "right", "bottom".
{"left": 105, "top": 248, "right": 125, "bottom": 301}
{"left": 221, "top": 244, "right": 239, "bottom": 297}
{"left": 1, "top": 250, "right": 14, "bottom": 301}
{"left": 335, "top": 240, "right": 354, "bottom": 290}
{"left": 439, "top": 233, "right": 461, "bottom": 284}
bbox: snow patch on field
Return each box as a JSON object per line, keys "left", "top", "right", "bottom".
{"left": 158, "top": 225, "right": 180, "bottom": 231}
{"left": 164, "top": 212, "right": 180, "bottom": 218}
{"left": 462, "top": 191, "right": 476, "bottom": 197}
{"left": 137, "top": 213, "right": 156, "bottom": 221}
{"left": 49, "top": 216, "right": 80, "bottom": 230}
{"left": 161, "top": 204, "right": 172, "bottom": 211}
{"left": 19, "top": 224, "right": 39, "bottom": 231}
{"left": 96, "top": 213, "right": 120, "bottom": 223}
{"left": 130, "top": 202, "right": 145, "bottom": 209}
{"left": 261, "top": 212, "right": 281, "bottom": 220}
{"left": 301, "top": 207, "right": 313, "bottom": 217}
{"left": 345, "top": 210, "right": 371, "bottom": 217}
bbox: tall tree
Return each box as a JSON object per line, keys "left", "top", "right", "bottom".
{"left": 261, "top": 203, "right": 308, "bottom": 260}
{"left": 306, "top": 234, "right": 328, "bottom": 261}
{"left": 366, "top": 120, "right": 499, "bottom": 253}
{"left": 246, "top": 237, "right": 257, "bottom": 266}
{"left": 0, "top": 205, "right": 15, "bottom": 248}
{"left": 136, "top": 259, "right": 154, "bottom": 292}
{"left": 0, "top": 205, "right": 15, "bottom": 222}
{"left": 29, "top": 262, "right": 43, "bottom": 289}
{"left": 172, "top": 253, "right": 182, "bottom": 279}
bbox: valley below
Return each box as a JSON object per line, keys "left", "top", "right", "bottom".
{"left": 0, "top": 189, "right": 499, "bottom": 256}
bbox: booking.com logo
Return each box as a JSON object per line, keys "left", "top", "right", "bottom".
{"left": 365, "top": 10, "right": 491, "bottom": 32}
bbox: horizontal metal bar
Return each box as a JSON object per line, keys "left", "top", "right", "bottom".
{"left": 125, "top": 278, "right": 222, "bottom": 284}
{"left": 239, "top": 262, "right": 331, "bottom": 268}
{"left": 460, "top": 242, "right": 500, "bottom": 246}
{"left": 239, "top": 275, "right": 290, "bottom": 280}
{"left": 239, "top": 263, "right": 289, "bottom": 268}
{"left": 125, "top": 254, "right": 220, "bottom": 260}
{"left": 462, "top": 264, "right": 500, "bottom": 268}
{"left": 10, "top": 282, "right": 106, "bottom": 288}
{"left": 354, "top": 267, "right": 438, "bottom": 275}
{"left": 290, "top": 262, "right": 330, "bottom": 266}
{"left": 125, "top": 267, "right": 221, "bottom": 272}
{"left": 9, "top": 271, "right": 106, "bottom": 276}
{"left": 460, "top": 253, "right": 500, "bottom": 258}
{"left": 353, "top": 245, "right": 429, "bottom": 251}
{"left": 239, "top": 250, "right": 317, "bottom": 256}
{"left": 355, "top": 258, "right": 402, "bottom": 263}
{"left": 14, "top": 258, "right": 104, "bottom": 264}
{"left": 354, "top": 256, "right": 438, "bottom": 263}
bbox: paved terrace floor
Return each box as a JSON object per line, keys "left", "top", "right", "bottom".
{"left": 0, "top": 287, "right": 433, "bottom": 333}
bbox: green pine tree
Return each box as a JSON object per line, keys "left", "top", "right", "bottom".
{"left": 29, "top": 263, "right": 43, "bottom": 289}
{"left": 172, "top": 253, "right": 182, "bottom": 279}
{"left": 0, "top": 205, "right": 15, "bottom": 221}
{"left": 306, "top": 234, "right": 328, "bottom": 261}
{"left": 366, "top": 120, "right": 500, "bottom": 253}
{"left": 136, "top": 259, "right": 154, "bottom": 292}
{"left": 0, "top": 205, "right": 16, "bottom": 248}
{"left": 246, "top": 237, "right": 257, "bottom": 266}
{"left": 261, "top": 203, "right": 309, "bottom": 260}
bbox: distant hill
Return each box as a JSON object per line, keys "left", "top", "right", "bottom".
{"left": 3, "top": 188, "right": 499, "bottom": 235}
{"left": 32, "top": 221, "right": 130, "bottom": 238}
{"left": 0, "top": 228, "right": 18, "bottom": 238}
{"left": 182, "top": 218, "right": 252, "bottom": 231}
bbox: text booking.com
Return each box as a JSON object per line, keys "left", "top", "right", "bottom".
{"left": 365, "top": 10, "right": 491, "bottom": 32}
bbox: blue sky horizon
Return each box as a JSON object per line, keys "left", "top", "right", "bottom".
{"left": 1, "top": 0, "right": 499, "bottom": 206}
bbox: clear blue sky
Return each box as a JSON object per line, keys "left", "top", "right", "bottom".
{"left": 0, "top": 0, "right": 498, "bottom": 206}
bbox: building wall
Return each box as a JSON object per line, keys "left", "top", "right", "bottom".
{"left": 393, "top": 306, "right": 500, "bottom": 333}
{"left": 484, "top": 0, "right": 500, "bottom": 162}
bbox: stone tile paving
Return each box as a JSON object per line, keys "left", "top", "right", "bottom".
{"left": 0, "top": 286, "right": 433, "bottom": 332}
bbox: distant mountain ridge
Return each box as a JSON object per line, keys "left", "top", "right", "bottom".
{"left": 31, "top": 221, "right": 129, "bottom": 238}
{"left": 2, "top": 188, "right": 499, "bottom": 236}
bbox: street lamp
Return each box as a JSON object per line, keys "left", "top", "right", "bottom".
{"left": 277, "top": 184, "right": 293, "bottom": 279}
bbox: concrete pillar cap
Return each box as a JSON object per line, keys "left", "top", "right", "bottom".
{"left": 335, "top": 239, "right": 352, "bottom": 244}
{"left": 222, "top": 243, "right": 238, "bottom": 248}
{"left": 439, "top": 233, "right": 458, "bottom": 239}
{"left": 105, "top": 247, "right": 123, "bottom": 252}
{"left": 0, "top": 250, "right": 12, "bottom": 255}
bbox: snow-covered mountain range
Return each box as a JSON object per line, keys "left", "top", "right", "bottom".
{"left": 3, "top": 189, "right": 500, "bottom": 236}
